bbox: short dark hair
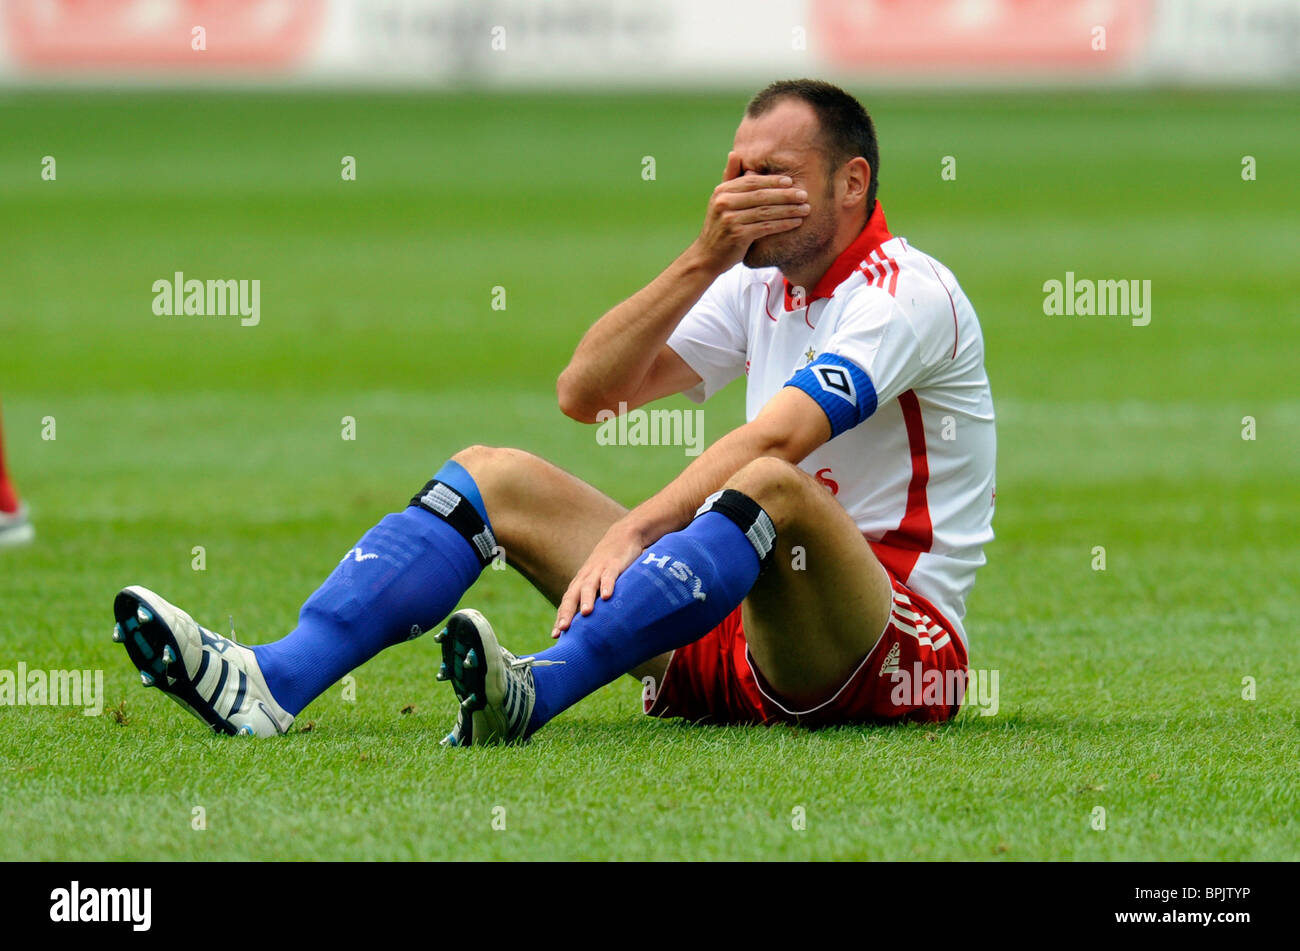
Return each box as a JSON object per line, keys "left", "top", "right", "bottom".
{"left": 746, "top": 78, "right": 879, "bottom": 214}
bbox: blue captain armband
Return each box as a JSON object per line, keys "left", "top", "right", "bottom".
{"left": 783, "top": 353, "right": 878, "bottom": 438}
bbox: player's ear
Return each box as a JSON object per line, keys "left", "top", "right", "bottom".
{"left": 842, "top": 157, "right": 870, "bottom": 209}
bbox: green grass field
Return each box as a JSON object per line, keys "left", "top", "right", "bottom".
{"left": 1, "top": 89, "right": 1297, "bottom": 860}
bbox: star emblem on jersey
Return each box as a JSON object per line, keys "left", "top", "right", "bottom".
{"left": 804, "top": 347, "right": 816, "bottom": 364}
{"left": 813, "top": 364, "right": 856, "bottom": 404}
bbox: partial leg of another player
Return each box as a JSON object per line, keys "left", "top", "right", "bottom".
{"left": 0, "top": 399, "right": 34, "bottom": 550}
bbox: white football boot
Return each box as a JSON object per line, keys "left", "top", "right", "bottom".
{"left": 0, "top": 503, "right": 34, "bottom": 549}
{"left": 436, "top": 609, "right": 561, "bottom": 746}
{"left": 112, "top": 585, "right": 293, "bottom": 736}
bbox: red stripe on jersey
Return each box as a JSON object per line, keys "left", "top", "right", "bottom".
{"left": 890, "top": 611, "right": 920, "bottom": 632}
{"left": 764, "top": 279, "right": 780, "bottom": 322}
{"left": 866, "top": 250, "right": 901, "bottom": 298}
{"left": 869, "top": 390, "right": 933, "bottom": 582}
{"left": 870, "top": 253, "right": 886, "bottom": 288}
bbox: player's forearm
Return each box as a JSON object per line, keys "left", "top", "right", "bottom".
{"left": 557, "top": 242, "right": 718, "bottom": 419}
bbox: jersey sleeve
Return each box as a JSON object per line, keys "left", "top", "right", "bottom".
{"left": 665, "top": 264, "right": 749, "bottom": 404}
{"left": 783, "top": 288, "right": 941, "bottom": 438}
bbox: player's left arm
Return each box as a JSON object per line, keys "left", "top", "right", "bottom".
{"left": 552, "top": 385, "right": 830, "bottom": 635}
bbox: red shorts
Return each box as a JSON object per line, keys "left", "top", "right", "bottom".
{"left": 643, "top": 573, "right": 969, "bottom": 727}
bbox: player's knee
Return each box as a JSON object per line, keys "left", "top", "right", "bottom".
{"left": 450, "top": 443, "right": 498, "bottom": 472}
{"left": 724, "top": 456, "right": 806, "bottom": 521}
{"left": 450, "top": 445, "right": 553, "bottom": 520}
{"left": 451, "top": 444, "right": 536, "bottom": 483}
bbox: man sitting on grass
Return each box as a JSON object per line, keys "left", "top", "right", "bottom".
{"left": 113, "top": 79, "right": 995, "bottom": 744}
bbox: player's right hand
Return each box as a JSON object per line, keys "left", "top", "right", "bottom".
{"left": 691, "top": 151, "right": 810, "bottom": 273}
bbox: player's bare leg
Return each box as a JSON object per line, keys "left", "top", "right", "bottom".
{"left": 722, "top": 456, "right": 893, "bottom": 707}
{"left": 448, "top": 445, "right": 668, "bottom": 690}
{"left": 450, "top": 444, "right": 626, "bottom": 608}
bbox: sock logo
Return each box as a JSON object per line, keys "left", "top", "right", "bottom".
{"left": 641, "top": 552, "right": 707, "bottom": 602}
{"left": 342, "top": 547, "right": 379, "bottom": 563}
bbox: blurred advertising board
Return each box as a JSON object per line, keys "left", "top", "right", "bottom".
{"left": 0, "top": 0, "right": 1294, "bottom": 85}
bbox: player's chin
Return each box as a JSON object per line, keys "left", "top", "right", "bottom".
{"left": 743, "top": 230, "right": 794, "bottom": 269}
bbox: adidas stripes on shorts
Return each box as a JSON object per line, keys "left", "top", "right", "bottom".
{"left": 643, "top": 571, "right": 968, "bottom": 727}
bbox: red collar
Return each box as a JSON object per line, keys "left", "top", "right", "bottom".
{"left": 782, "top": 201, "right": 892, "bottom": 311}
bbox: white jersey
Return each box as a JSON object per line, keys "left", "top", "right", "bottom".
{"left": 666, "top": 202, "right": 995, "bottom": 643}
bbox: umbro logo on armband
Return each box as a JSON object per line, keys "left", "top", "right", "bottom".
{"left": 813, "top": 364, "right": 856, "bottom": 404}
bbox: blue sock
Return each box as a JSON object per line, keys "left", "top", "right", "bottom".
{"left": 526, "top": 490, "right": 776, "bottom": 734}
{"left": 252, "top": 461, "right": 494, "bottom": 716}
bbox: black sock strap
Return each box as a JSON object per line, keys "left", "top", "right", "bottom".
{"left": 697, "top": 488, "right": 776, "bottom": 566}
{"left": 409, "top": 479, "right": 498, "bottom": 568}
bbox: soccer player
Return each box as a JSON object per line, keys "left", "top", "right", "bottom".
{"left": 113, "top": 79, "right": 995, "bottom": 743}
{"left": 0, "top": 399, "right": 34, "bottom": 549}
